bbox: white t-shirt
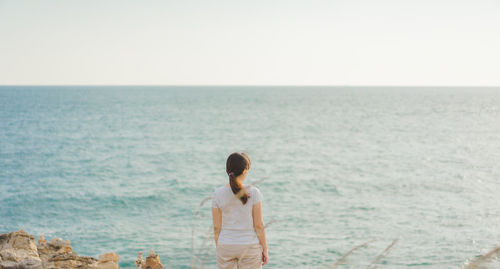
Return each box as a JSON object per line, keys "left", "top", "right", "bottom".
{"left": 212, "top": 184, "right": 263, "bottom": 244}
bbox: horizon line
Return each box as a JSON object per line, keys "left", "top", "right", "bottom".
{"left": 1, "top": 84, "right": 500, "bottom": 88}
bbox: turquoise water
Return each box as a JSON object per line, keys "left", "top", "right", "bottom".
{"left": 1, "top": 86, "right": 500, "bottom": 268}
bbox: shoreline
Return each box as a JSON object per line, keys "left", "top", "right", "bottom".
{"left": 0, "top": 229, "right": 163, "bottom": 269}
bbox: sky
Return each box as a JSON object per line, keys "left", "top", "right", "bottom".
{"left": 0, "top": 0, "right": 499, "bottom": 86}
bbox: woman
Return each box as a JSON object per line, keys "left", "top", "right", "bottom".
{"left": 212, "top": 152, "right": 269, "bottom": 268}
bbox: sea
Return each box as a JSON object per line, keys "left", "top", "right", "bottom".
{"left": 1, "top": 86, "right": 500, "bottom": 269}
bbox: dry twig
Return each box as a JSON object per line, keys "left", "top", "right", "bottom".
{"left": 464, "top": 246, "right": 500, "bottom": 269}
{"left": 329, "top": 240, "right": 374, "bottom": 269}
{"left": 366, "top": 239, "right": 398, "bottom": 269}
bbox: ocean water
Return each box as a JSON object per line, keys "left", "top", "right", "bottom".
{"left": 1, "top": 86, "right": 500, "bottom": 269}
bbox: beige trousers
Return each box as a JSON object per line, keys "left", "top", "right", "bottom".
{"left": 216, "top": 243, "right": 262, "bottom": 269}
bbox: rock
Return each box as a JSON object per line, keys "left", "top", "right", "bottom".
{"left": 98, "top": 252, "right": 120, "bottom": 263}
{"left": 97, "top": 261, "right": 118, "bottom": 269}
{"left": 143, "top": 249, "right": 162, "bottom": 269}
{"left": 0, "top": 229, "right": 170, "bottom": 269}
{"left": 37, "top": 235, "right": 97, "bottom": 268}
{"left": 48, "top": 238, "right": 72, "bottom": 253}
{"left": 97, "top": 252, "right": 120, "bottom": 269}
{"left": 37, "top": 236, "right": 73, "bottom": 264}
{"left": 38, "top": 232, "right": 90, "bottom": 268}
{"left": 37, "top": 235, "right": 46, "bottom": 245}
{"left": 0, "top": 249, "right": 17, "bottom": 262}
{"left": 135, "top": 252, "right": 144, "bottom": 268}
{"left": 44, "top": 251, "right": 98, "bottom": 269}
{"left": 0, "top": 228, "right": 42, "bottom": 269}
{"left": 0, "top": 260, "right": 18, "bottom": 269}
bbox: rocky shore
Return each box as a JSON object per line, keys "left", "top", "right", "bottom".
{"left": 0, "top": 229, "right": 163, "bottom": 269}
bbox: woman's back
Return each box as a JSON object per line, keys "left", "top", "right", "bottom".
{"left": 212, "top": 184, "right": 262, "bottom": 244}
{"left": 212, "top": 152, "right": 268, "bottom": 267}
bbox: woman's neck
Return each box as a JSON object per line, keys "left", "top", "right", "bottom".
{"left": 225, "top": 178, "right": 245, "bottom": 187}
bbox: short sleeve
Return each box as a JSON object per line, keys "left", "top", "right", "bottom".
{"left": 211, "top": 191, "right": 219, "bottom": 208}
{"left": 252, "top": 187, "right": 262, "bottom": 205}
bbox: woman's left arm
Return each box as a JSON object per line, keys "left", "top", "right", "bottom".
{"left": 212, "top": 208, "right": 222, "bottom": 246}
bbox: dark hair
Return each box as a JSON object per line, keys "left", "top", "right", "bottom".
{"left": 226, "top": 152, "right": 251, "bottom": 204}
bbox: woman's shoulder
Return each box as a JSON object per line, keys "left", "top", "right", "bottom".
{"left": 213, "top": 185, "right": 230, "bottom": 195}
{"left": 245, "top": 185, "right": 262, "bottom": 201}
{"left": 245, "top": 184, "right": 260, "bottom": 192}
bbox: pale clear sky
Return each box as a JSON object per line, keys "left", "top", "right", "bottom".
{"left": 0, "top": 0, "right": 499, "bottom": 86}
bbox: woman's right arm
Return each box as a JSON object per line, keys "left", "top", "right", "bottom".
{"left": 212, "top": 208, "right": 222, "bottom": 246}
{"left": 252, "top": 201, "right": 269, "bottom": 265}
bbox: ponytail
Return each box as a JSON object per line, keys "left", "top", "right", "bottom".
{"left": 226, "top": 152, "right": 251, "bottom": 205}
{"left": 228, "top": 171, "right": 249, "bottom": 204}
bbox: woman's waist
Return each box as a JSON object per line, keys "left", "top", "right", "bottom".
{"left": 221, "top": 227, "right": 256, "bottom": 231}
{"left": 218, "top": 229, "right": 259, "bottom": 244}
